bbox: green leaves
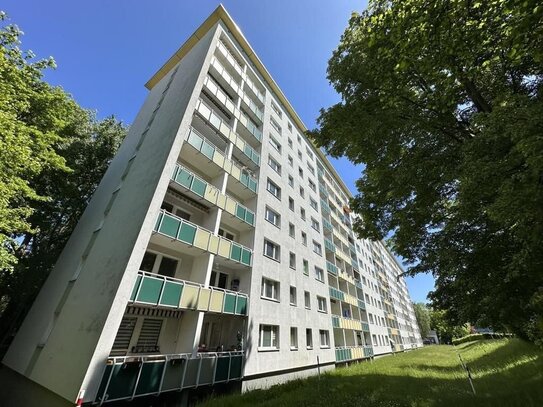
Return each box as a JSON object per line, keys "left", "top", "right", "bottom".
{"left": 310, "top": 0, "right": 543, "bottom": 342}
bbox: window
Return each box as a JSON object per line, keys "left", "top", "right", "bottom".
{"left": 288, "top": 138, "right": 293, "bottom": 148}
{"left": 288, "top": 122, "right": 293, "bottom": 132}
{"left": 308, "top": 179, "right": 316, "bottom": 192}
{"left": 306, "top": 328, "right": 313, "bottom": 349}
{"left": 313, "top": 241, "right": 322, "bottom": 255}
{"left": 319, "top": 330, "right": 330, "bottom": 348}
{"left": 267, "top": 178, "right": 281, "bottom": 199}
{"left": 271, "top": 102, "right": 282, "bottom": 118}
{"left": 268, "top": 155, "right": 281, "bottom": 174}
{"left": 289, "top": 252, "right": 296, "bottom": 269}
{"left": 299, "top": 187, "right": 305, "bottom": 198}
{"left": 317, "top": 296, "right": 327, "bottom": 313}
{"left": 261, "top": 278, "right": 279, "bottom": 301}
{"left": 270, "top": 118, "right": 282, "bottom": 134}
{"left": 303, "top": 259, "right": 309, "bottom": 275}
{"left": 289, "top": 197, "right": 294, "bottom": 211}
{"left": 315, "top": 266, "right": 324, "bottom": 282}
{"left": 306, "top": 148, "right": 314, "bottom": 161}
{"left": 310, "top": 198, "right": 318, "bottom": 211}
{"left": 290, "top": 286, "right": 297, "bottom": 306}
{"left": 298, "top": 151, "right": 303, "bottom": 160}
{"left": 307, "top": 164, "right": 315, "bottom": 175}
{"left": 264, "top": 239, "right": 280, "bottom": 261}
{"left": 134, "top": 318, "right": 163, "bottom": 353}
{"left": 259, "top": 325, "right": 279, "bottom": 350}
{"left": 269, "top": 135, "right": 281, "bottom": 152}
{"left": 372, "top": 334, "right": 378, "bottom": 346}
{"left": 311, "top": 218, "right": 320, "bottom": 232}
{"left": 298, "top": 167, "right": 304, "bottom": 178}
{"left": 140, "top": 251, "right": 157, "bottom": 272}
{"left": 300, "top": 208, "right": 306, "bottom": 220}
{"left": 265, "top": 207, "right": 280, "bottom": 227}
{"left": 288, "top": 175, "right": 294, "bottom": 187}
{"left": 290, "top": 327, "right": 298, "bottom": 350}
{"left": 288, "top": 155, "right": 293, "bottom": 167}
{"left": 301, "top": 232, "right": 307, "bottom": 246}
{"left": 297, "top": 134, "right": 302, "bottom": 143}
{"left": 218, "top": 228, "right": 235, "bottom": 241}
{"left": 304, "top": 291, "right": 311, "bottom": 309}
{"left": 289, "top": 223, "right": 295, "bottom": 238}
{"left": 210, "top": 271, "right": 228, "bottom": 289}
{"left": 158, "top": 256, "right": 178, "bottom": 277}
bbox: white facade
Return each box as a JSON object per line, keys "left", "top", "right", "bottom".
{"left": 2, "top": 6, "right": 421, "bottom": 406}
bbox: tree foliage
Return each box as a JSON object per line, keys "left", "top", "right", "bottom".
{"left": 413, "top": 302, "right": 431, "bottom": 338}
{"left": 309, "top": 0, "right": 543, "bottom": 342}
{"left": 429, "top": 309, "right": 470, "bottom": 344}
{"left": 0, "top": 13, "right": 127, "bottom": 351}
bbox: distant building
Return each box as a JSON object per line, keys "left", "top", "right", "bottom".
{"left": 2, "top": 5, "right": 422, "bottom": 406}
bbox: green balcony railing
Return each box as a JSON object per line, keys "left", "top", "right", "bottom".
{"left": 358, "top": 299, "right": 366, "bottom": 310}
{"left": 154, "top": 211, "right": 252, "bottom": 267}
{"left": 95, "top": 351, "right": 244, "bottom": 404}
{"left": 364, "top": 346, "right": 374, "bottom": 357}
{"left": 329, "top": 287, "right": 344, "bottom": 302}
{"left": 361, "top": 322, "right": 370, "bottom": 332}
{"left": 322, "top": 218, "right": 333, "bottom": 232}
{"left": 320, "top": 199, "right": 331, "bottom": 214}
{"left": 194, "top": 100, "right": 260, "bottom": 168}
{"left": 324, "top": 238, "right": 336, "bottom": 253}
{"left": 326, "top": 261, "right": 338, "bottom": 276}
{"left": 171, "top": 164, "right": 255, "bottom": 227}
{"left": 130, "top": 271, "right": 248, "bottom": 316}
{"left": 185, "top": 125, "right": 258, "bottom": 194}
{"left": 332, "top": 315, "right": 341, "bottom": 328}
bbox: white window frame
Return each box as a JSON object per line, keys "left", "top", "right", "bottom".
{"left": 268, "top": 155, "right": 281, "bottom": 174}
{"left": 319, "top": 330, "right": 330, "bottom": 348}
{"left": 290, "top": 327, "right": 298, "bottom": 350}
{"left": 261, "top": 277, "right": 280, "bottom": 301}
{"left": 265, "top": 206, "right": 280, "bottom": 228}
{"left": 290, "top": 286, "right": 297, "bottom": 306}
{"left": 313, "top": 241, "right": 322, "bottom": 256}
{"left": 304, "top": 291, "right": 311, "bottom": 309}
{"left": 306, "top": 328, "right": 313, "bottom": 349}
{"left": 266, "top": 178, "right": 281, "bottom": 200}
{"left": 264, "top": 239, "right": 280, "bottom": 262}
{"left": 317, "top": 296, "right": 328, "bottom": 313}
{"left": 259, "top": 324, "right": 279, "bottom": 350}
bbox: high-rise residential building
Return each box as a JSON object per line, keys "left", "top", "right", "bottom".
{"left": 2, "top": 5, "right": 422, "bottom": 406}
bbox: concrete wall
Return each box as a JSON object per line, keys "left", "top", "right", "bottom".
{"left": 2, "top": 24, "right": 220, "bottom": 405}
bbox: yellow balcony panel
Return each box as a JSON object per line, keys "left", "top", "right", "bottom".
{"left": 204, "top": 186, "right": 219, "bottom": 205}
{"left": 209, "top": 290, "right": 224, "bottom": 313}
{"left": 208, "top": 235, "right": 220, "bottom": 254}
{"left": 213, "top": 151, "right": 225, "bottom": 167}
{"left": 216, "top": 194, "right": 226, "bottom": 210}
{"left": 224, "top": 196, "right": 237, "bottom": 215}
{"left": 219, "top": 122, "right": 231, "bottom": 138}
{"left": 194, "top": 229, "right": 211, "bottom": 251}
{"left": 197, "top": 288, "right": 211, "bottom": 311}
{"left": 230, "top": 165, "right": 241, "bottom": 180}
{"left": 218, "top": 239, "right": 231, "bottom": 258}
{"left": 180, "top": 285, "right": 199, "bottom": 309}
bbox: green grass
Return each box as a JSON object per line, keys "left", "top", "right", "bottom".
{"left": 199, "top": 339, "right": 543, "bottom": 407}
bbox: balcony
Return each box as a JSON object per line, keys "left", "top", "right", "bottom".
{"left": 153, "top": 210, "right": 252, "bottom": 267}
{"left": 322, "top": 218, "right": 333, "bottom": 233}
{"left": 171, "top": 164, "right": 255, "bottom": 229}
{"left": 182, "top": 126, "right": 258, "bottom": 199}
{"left": 130, "top": 272, "right": 248, "bottom": 316}
{"left": 361, "top": 322, "right": 370, "bottom": 332}
{"left": 95, "top": 351, "right": 243, "bottom": 404}
{"left": 326, "top": 261, "right": 338, "bottom": 275}
{"left": 324, "top": 238, "right": 336, "bottom": 254}
{"left": 332, "top": 316, "right": 363, "bottom": 331}
{"left": 335, "top": 346, "right": 373, "bottom": 363}
{"left": 194, "top": 99, "right": 260, "bottom": 170}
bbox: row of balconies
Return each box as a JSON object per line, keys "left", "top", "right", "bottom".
{"left": 95, "top": 351, "right": 243, "bottom": 404}
{"left": 130, "top": 271, "right": 248, "bottom": 316}
{"left": 171, "top": 164, "right": 255, "bottom": 228}
{"left": 335, "top": 346, "right": 374, "bottom": 363}
{"left": 154, "top": 210, "right": 252, "bottom": 267}
{"left": 331, "top": 315, "right": 370, "bottom": 332}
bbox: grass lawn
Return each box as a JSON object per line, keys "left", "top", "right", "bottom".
{"left": 199, "top": 339, "right": 543, "bottom": 407}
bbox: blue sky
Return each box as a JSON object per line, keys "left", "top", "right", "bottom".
{"left": 4, "top": 0, "right": 434, "bottom": 302}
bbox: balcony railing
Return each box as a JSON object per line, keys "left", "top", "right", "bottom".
{"left": 130, "top": 271, "right": 248, "bottom": 316}
{"left": 95, "top": 351, "right": 243, "bottom": 404}
{"left": 333, "top": 316, "right": 363, "bottom": 331}
{"left": 326, "top": 261, "right": 338, "bottom": 275}
{"left": 322, "top": 218, "right": 333, "bottom": 232}
{"left": 154, "top": 210, "right": 252, "bottom": 267}
{"left": 335, "top": 346, "right": 373, "bottom": 363}
{"left": 185, "top": 125, "right": 258, "bottom": 194}
{"left": 171, "top": 164, "right": 255, "bottom": 227}
{"left": 324, "top": 238, "right": 336, "bottom": 254}
{"left": 194, "top": 99, "right": 260, "bottom": 168}
{"left": 329, "top": 287, "right": 344, "bottom": 302}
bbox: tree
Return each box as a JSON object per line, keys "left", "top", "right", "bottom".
{"left": 413, "top": 302, "right": 431, "bottom": 339}
{"left": 430, "top": 309, "right": 470, "bottom": 344}
{"left": 0, "top": 13, "right": 127, "bottom": 352}
{"left": 309, "top": 0, "right": 543, "bottom": 342}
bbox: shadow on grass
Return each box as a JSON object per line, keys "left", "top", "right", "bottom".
{"left": 199, "top": 340, "right": 543, "bottom": 407}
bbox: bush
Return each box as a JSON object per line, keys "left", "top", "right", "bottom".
{"left": 452, "top": 333, "right": 513, "bottom": 345}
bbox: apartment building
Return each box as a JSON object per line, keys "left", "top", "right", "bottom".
{"left": 2, "top": 5, "right": 421, "bottom": 406}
